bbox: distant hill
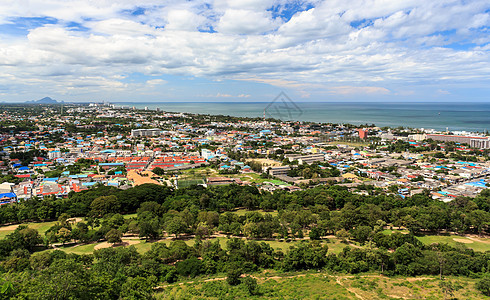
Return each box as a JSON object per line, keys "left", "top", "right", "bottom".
{"left": 25, "top": 97, "right": 63, "bottom": 104}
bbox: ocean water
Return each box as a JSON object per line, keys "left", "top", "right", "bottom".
{"left": 115, "top": 102, "right": 490, "bottom": 133}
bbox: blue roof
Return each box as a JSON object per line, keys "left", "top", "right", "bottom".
{"left": 0, "top": 192, "right": 16, "bottom": 198}
{"left": 19, "top": 166, "right": 29, "bottom": 171}
{"left": 101, "top": 150, "right": 116, "bottom": 153}
{"left": 43, "top": 177, "right": 59, "bottom": 181}
{"left": 99, "top": 163, "right": 124, "bottom": 166}
{"left": 465, "top": 181, "right": 487, "bottom": 188}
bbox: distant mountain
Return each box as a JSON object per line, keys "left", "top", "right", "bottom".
{"left": 25, "top": 97, "right": 63, "bottom": 104}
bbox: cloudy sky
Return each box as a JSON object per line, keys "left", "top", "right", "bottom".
{"left": 0, "top": 0, "right": 489, "bottom": 102}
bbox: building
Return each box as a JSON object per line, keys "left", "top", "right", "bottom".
{"left": 427, "top": 134, "right": 490, "bottom": 149}
{"left": 287, "top": 154, "right": 325, "bottom": 165}
{"left": 48, "top": 150, "right": 61, "bottom": 159}
{"left": 358, "top": 129, "right": 368, "bottom": 139}
{"left": 131, "top": 128, "right": 161, "bottom": 137}
{"left": 470, "top": 138, "right": 490, "bottom": 149}
{"left": 268, "top": 166, "right": 291, "bottom": 176}
{"left": 201, "top": 149, "right": 214, "bottom": 160}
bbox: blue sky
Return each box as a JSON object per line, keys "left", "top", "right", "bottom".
{"left": 0, "top": 0, "right": 489, "bottom": 103}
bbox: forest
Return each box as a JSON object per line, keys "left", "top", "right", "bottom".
{"left": 0, "top": 183, "right": 490, "bottom": 299}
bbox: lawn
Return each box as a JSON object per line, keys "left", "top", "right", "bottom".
{"left": 233, "top": 209, "right": 278, "bottom": 217}
{"left": 178, "top": 178, "right": 205, "bottom": 188}
{"left": 123, "top": 213, "right": 138, "bottom": 220}
{"left": 416, "top": 235, "right": 490, "bottom": 252}
{"left": 0, "top": 220, "right": 58, "bottom": 239}
{"left": 382, "top": 229, "right": 490, "bottom": 252}
{"left": 59, "top": 243, "right": 99, "bottom": 255}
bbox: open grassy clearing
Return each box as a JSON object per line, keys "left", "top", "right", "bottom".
{"left": 340, "top": 275, "right": 489, "bottom": 300}
{"left": 178, "top": 179, "right": 205, "bottom": 188}
{"left": 157, "top": 273, "right": 356, "bottom": 300}
{"left": 416, "top": 235, "right": 490, "bottom": 252}
{"left": 32, "top": 235, "right": 350, "bottom": 256}
{"left": 123, "top": 213, "right": 137, "bottom": 219}
{"left": 383, "top": 228, "right": 490, "bottom": 252}
{"left": 233, "top": 209, "right": 278, "bottom": 217}
{"left": 156, "top": 273, "right": 489, "bottom": 300}
{"left": 0, "top": 220, "right": 58, "bottom": 239}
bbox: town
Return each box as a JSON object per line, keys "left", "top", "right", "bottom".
{"left": 1, "top": 103, "right": 489, "bottom": 204}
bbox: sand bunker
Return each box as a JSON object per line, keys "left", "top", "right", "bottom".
{"left": 94, "top": 239, "right": 140, "bottom": 250}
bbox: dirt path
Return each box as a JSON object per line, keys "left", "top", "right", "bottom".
{"left": 335, "top": 276, "right": 365, "bottom": 300}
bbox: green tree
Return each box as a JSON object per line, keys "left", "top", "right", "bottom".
{"left": 242, "top": 276, "right": 259, "bottom": 295}
{"left": 119, "top": 276, "right": 156, "bottom": 300}
{"left": 105, "top": 229, "right": 123, "bottom": 245}
{"left": 166, "top": 216, "right": 186, "bottom": 238}
{"left": 90, "top": 195, "right": 121, "bottom": 217}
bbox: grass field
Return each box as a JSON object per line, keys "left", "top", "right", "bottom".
{"left": 178, "top": 178, "right": 205, "bottom": 188}
{"left": 233, "top": 209, "right": 278, "bottom": 217}
{"left": 382, "top": 229, "right": 490, "bottom": 252}
{"left": 0, "top": 220, "right": 58, "bottom": 239}
{"left": 416, "top": 235, "right": 490, "bottom": 252}
{"left": 156, "top": 273, "right": 489, "bottom": 300}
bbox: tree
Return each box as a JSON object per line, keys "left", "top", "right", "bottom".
{"left": 176, "top": 257, "right": 203, "bottom": 278}
{"left": 152, "top": 167, "right": 165, "bottom": 176}
{"left": 57, "top": 228, "right": 72, "bottom": 245}
{"left": 119, "top": 276, "right": 156, "bottom": 299}
{"left": 105, "top": 229, "right": 123, "bottom": 245}
{"left": 242, "top": 276, "right": 259, "bottom": 295}
{"left": 351, "top": 226, "right": 373, "bottom": 245}
{"left": 90, "top": 195, "right": 120, "bottom": 217}
{"left": 138, "top": 216, "right": 161, "bottom": 240}
{"left": 226, "top": 266, "right": 242, "bottom": 286}
{"left": 5, "top": 225, "right": 42, "bottom": 252}
{"left": 166, "top": 216, "right": 186, "bottom": 238}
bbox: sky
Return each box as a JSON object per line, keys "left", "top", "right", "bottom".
{"left": 0, "top": 0, "right": 489, "bottom": 103}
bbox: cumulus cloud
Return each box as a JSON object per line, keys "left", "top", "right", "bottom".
{"left": 0, "top": 0, "right": 489, "bottom": 101}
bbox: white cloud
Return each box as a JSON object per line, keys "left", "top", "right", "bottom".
{"left": 0, "top": 0, "right": 489, "bottom": 101}
{"left": 329, "top": 86, "right": 391, "bottom": 95}
{"left": 146, "top": 79, "right": 167, "bottom": 85}
{"left": 216, "top": 9, "right": 280, "bottom": 34}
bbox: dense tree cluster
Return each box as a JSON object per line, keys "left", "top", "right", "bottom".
{"left": 0, "top": 183, "right": 490, "bottom": 298}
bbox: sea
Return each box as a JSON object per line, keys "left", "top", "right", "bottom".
{"left": 115, "top": 102, "right": 490, "bottom": 133}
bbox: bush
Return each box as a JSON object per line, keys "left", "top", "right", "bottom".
{"left": 476, "top": 277, "right": 490, "bottom": 296}
{"left": 242, "top": 276, "right": 259, "bottom": 295}
{"left": 226, "top": 267, "right": 242, "bottom": 286}
{"left": 176, "top": 257, "right": 203, "bottom": 278}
